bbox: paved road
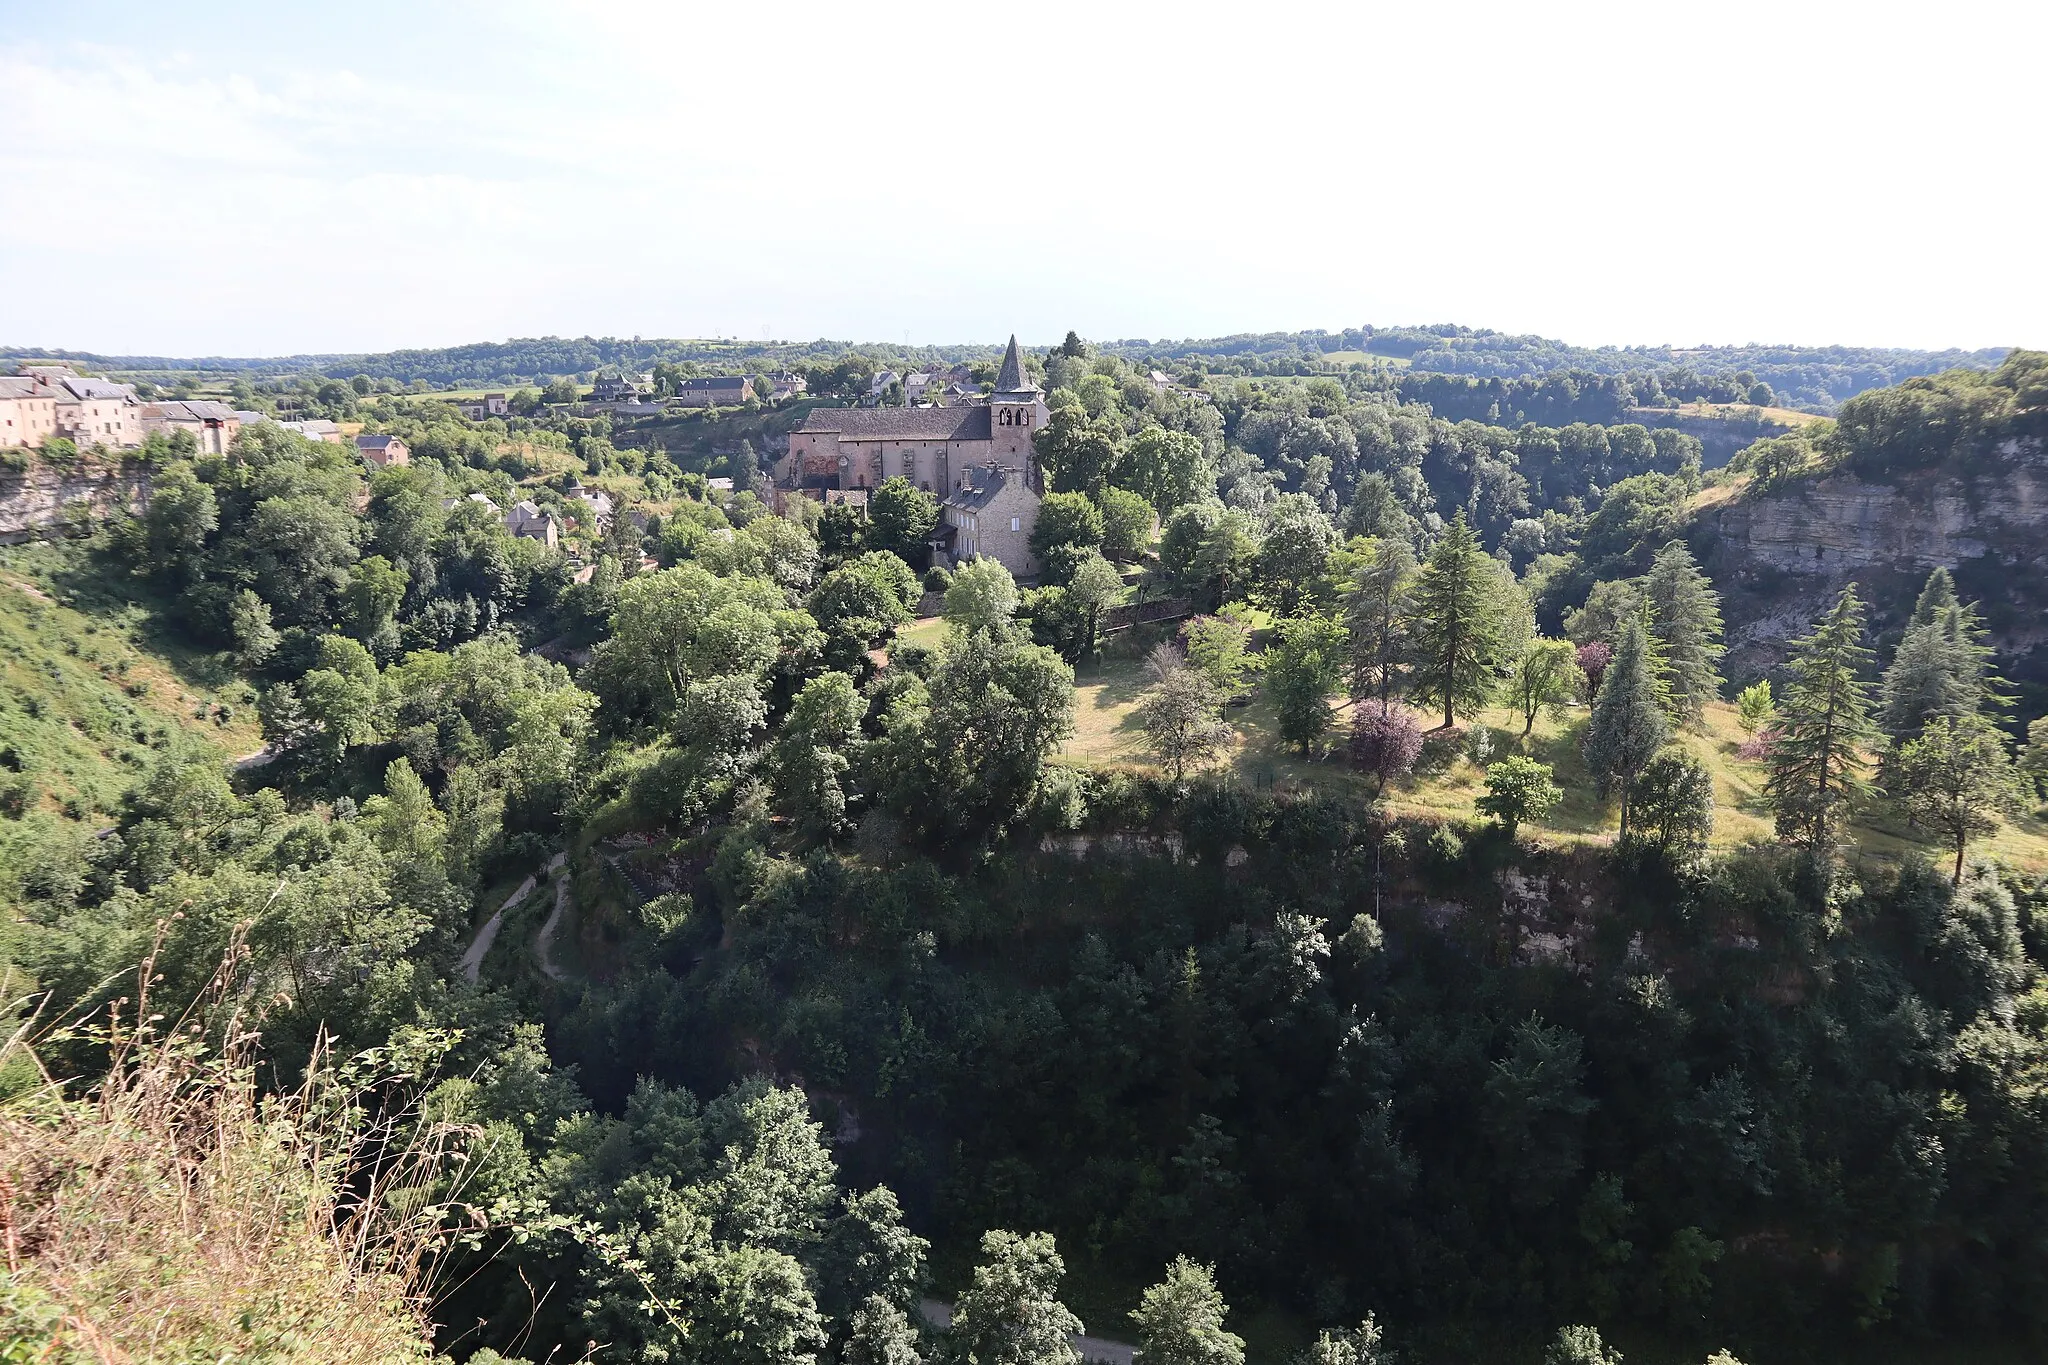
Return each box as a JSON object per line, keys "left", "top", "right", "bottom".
{"left": 458, "top": 853, "right": 564, "bottom": 984}
{"left": 919, "top": 1298, "right": 1136, "bottom": 1365}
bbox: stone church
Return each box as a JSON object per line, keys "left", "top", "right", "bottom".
{"left": 777, "top": 335, "right": 1048, "bottom": 576}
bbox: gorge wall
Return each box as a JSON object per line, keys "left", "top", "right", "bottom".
{"left": 0, "top": 460, "right": 151, "bottom": 541}
{"left": 1695, "top": 437, "right": 2048, "bottom": 700}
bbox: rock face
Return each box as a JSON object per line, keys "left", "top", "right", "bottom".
{"left": 0, "top": 461, "right": 151, "bottom": 540}
{"left": 1696, "top": 438, "right": 2048, "bottom": 692}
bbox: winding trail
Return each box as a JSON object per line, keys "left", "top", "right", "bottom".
{"left": 458, "top": 852, "right": 565, "bottom": 984}
{"left": 534, "top": 874, "right": 570, "bottom": 982}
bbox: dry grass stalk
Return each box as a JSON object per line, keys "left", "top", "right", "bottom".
{"left": 0, "top": 934, "right": 470, "bottom": 1363}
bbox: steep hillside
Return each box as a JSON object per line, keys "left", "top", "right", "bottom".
{"left": 0, "top": 544, "right": 261, "bottom": 821}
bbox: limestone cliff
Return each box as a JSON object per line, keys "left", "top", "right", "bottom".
{"left": 1695, "top": 437, "right": 2048, "bottom": 695}
{"left": 0, "top": 460, "right": 151, "bottom": 540}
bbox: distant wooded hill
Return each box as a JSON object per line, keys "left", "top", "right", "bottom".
{"left": 2, "top": 324, "right": 2010, "bottom": 413}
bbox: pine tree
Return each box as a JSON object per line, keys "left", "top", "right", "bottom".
{"left": 1344, "top": 537, "right": 1415, "bottom": 704}
{"left": 1642, "top": 541, "right": 1725, "bottom": 723}
{"left": 1766, "top": 586, "right": 1878, "bottom": 865}
{"left": 1403, "top": 514, "right": 1510, "bottom": 729}
{"left": 1878, "top": 573, "right": 2009, "bottom": 746}
{"left": 1582, "top": 616, "right": 1672, "bottom": 841}
{"left": 1909, "top": 566, "right": 1958, "bottom": 629}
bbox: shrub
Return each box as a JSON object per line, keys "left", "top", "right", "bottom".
{"left": 1349, "top": 702, "right": 1424, "bottom": 792}
{"left": 1475, "top": 754, "right": 1563, "bottom": 837}
{"left": 1576, "top": 641, "right": 1612, "bottom": 701}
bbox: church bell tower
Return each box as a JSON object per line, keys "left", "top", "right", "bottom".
{"left": 987, "top": 334, "right": 1047, "bottom": 480}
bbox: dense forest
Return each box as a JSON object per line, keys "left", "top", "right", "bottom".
{"left": 4, "top": 345, "right": 2048, "bottom": 1364}
{"left": 2, "top": 323, "right": 2007, "bottom": 414}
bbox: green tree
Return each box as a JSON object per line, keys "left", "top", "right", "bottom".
{"left": 1546, "top": 1325, "right": 1622, "bottom": 1365}
{"left": 1030, "top": 492, "right": 1104, "bottom": 585}
{"left": 1582, "top": 618, "right": 1671, "bottom": 842}
{"left": 1097, "top": 486, "right": 1154, "bottom": 561}
{"left": 296, "top": 634, "right": 384, "bottom": 767}
{"left": 843, "top": 1297, "right": 924, "bottom": 1365}
{"left": 1301, "top": 1317, "right": 1387, "bottom": 1365}
{"left": 1137, "top": 665, "right": 1234, "bottom": 780}
{"left": 1404, "top": 515, "right": 1511, "bottom": 728}
{"left": 1064, "top": 550, "right": 1124, "bottom": 659}
{"left": 138, "top": 460, "right": 217, "bottom": 583}
{"left": 1629, "top": 747, "right": 1716, "bottom": 862}
{"left": 1343, "top": 538, "right": 1415, "bottom": 704}
{"left": 1509, "top": 637, "right": 1581, "bottom": 735}
{"left": 228, "top": 588, "right": 279, "bottom": 669}
{"left": 343, "top": 553, "right": 408, "bottom": 657}
{"left": 949, "top": 1229, "right": 1083, "bottom": 1365}
{"left": 1130, "top": 1257, "right": 1245, "bottom": 1365}
{"left": 869, "top": 477, "right": 939, "bottom": 565}
{"left": 1159, "top": 502, "right": 1258, "bottom": 610}
{"left": 1735, "top": 679, "right": 1773, "bottom": 733}
{"left": 1476, "top": 755, "right": 1562, "bottom": 838}
{"left": 1765, "top": 587, "right": 1879, "bottom": 865}
{"left": 1253, "top": 495, "right": 1338, "bottom": 617}
{"left": 1127, "top": 425, "right": 1215, "bottom": 515}
{"left": 1642, "top": 541, "right": 1724, "bottom": 722}
{"left": 809, "top": 555, "right": 916, "bottom": 672}
{"left": 1266, "top": 615, "right": 1347, "bottom": 754}
{"left": 1184, "top": 613, "right": 1254, "bottom": 697}
{"left": 1878, "top": 588, "right": 2006, "bottom": 745}
{"left": 771, "top": 672, "right": 865, "bottom": 842}
{"left": 1036, "top": 406, "right": 1126, "bottom": 496}
{"left": 1891, "top": 714, "right": 2022, "bottom": 881}
{"left": 944, "top": 559, "right": 1021, "bottom": 637}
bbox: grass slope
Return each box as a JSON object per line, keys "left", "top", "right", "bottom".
{"left": 1060, "top": 648, "right": 2048, "bottom": 870}
{"left": 0, "top": 544, "right": 262, "bottom": 822}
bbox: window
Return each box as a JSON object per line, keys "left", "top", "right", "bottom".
{"left": 1010, "top": 517, "right": 1021, "bottom": 532}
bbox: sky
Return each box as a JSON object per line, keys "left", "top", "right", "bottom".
{"left": 2, "top": 0, "right": 2042, "bottom": 358}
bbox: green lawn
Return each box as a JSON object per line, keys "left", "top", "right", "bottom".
{"left": 1059, "top": 654, "right": 2048, "bottom": 870}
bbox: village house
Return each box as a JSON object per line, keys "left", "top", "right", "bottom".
{"left": 0, "top": 377, "right": 58, "bottom": 449}
{"left": 767, "top": 371, "right": 807, "bottom": 402}
{"left": 590, "top": 373, "right": 651, "bottom": 402}
{"left": 143, "top": 399, "right": 240, "bottom": 454}
{"left": 935, "top": 464, "right": 1041, "bottom": 576}
{"left": 673, "top": 376, "right": 754, "bottom": 408}
{"left": 505, "top": 499, "right": 562, "bottom": 548}
{"left": 281, "top": 418, "right": 346, "bottom": 443}
{"left": 778, "top": 335, "right": 1046, "bottom": 577}
{"left": 355, "top": 434, "right": 410, "bottom": 468}
{"left": 456, "top": 393, "right": 510, "bottom": 419}
{"left": 1, "top": 366, "right": 144, "bottom": 450}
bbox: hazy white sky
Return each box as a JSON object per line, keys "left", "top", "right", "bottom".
{"left": 3, "top": 0, "right": 2041, "bottom": 356}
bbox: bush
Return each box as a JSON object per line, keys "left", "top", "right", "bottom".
{"left": 1349, "top": 702, "right": 1423, "bottom": 792}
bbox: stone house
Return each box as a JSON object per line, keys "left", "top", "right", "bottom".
{"left": 143, "top": 400, "right": 241, "bottom": 454}
{"left": 52, "top": 377, "right": 143, "bottom": 448}
{"left": 0, "top": 377, "right": 58, "bottom": 449}
{"left": 456, "top": 393, "right": 510, "bottom": 419}
{"left": 505, "top": 499, "right": 561, "bottom": 549}
{"left": 935, "top": 464, "right": 1042, "bottom": 577}
{"left": 355, "top": 434, "right": 410, "bottom": 468}
{"left": 674, "top": 376, "right": 754, "bottom": 408}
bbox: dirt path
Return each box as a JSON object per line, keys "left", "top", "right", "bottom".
{"left": 918, "top": 1299, "right": 1135, "bottom": 1365}
{"left": 458, "top": 852, "right": 564, "bottom": 984}
{"left": 534, "top": 874, "right": 570, "bottom": 982}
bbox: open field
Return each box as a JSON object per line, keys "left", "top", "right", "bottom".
{"left": 1058, "top": 650, "right": 2048, "bottom": 869}
{"left": 1321, "top": 350, "right": 1412, "bottom": 368}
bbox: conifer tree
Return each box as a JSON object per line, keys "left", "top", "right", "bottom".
{"left": 1878, "top": 571, "right": 2008, "bottom": 746}
{"left": 1642, "top": 541, "right": 1725, "bottom": 723}
{"left": 1582, "top": 616, "right": 1671, "bottom": 841}
{"left": 1344, "top": 537, "right": 1415, "bottom": 704}
{"left": 1766, "top": 586, "right": 1878, "bottom": 865}
{"left": 1403, "top": 515, "right": 1510, "bottom": 729}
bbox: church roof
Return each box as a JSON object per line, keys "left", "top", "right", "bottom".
{"left": 794, "top": 406, "right": 992, "bottom": 440}
{"left": 993, "top": 334, "right": 1039, "bottom": 395}
{"left": 943, "top": 463, "right": 1035, "bottom": 512}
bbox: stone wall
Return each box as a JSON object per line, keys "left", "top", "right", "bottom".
{"left": 0, "top": 460, "right": 151, "bottom": 541}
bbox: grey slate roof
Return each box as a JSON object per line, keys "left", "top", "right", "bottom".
{"left": 678, "top": 376, "right": 749, "bottom": 391}
{"left": 356, "top": 434, "right": 400, "bottom": 449}
{"left": 152, "top": 400, "right": 237, "bottom": 421}
{"left": 943, "top": 464, "right": 1019, "bottom": 512}
{"left": 795, "top": 406, "right": 993, "bottom": 441}
{"left": 994, "top": 334, "right": 1040, "bottom": 396}
{"left": 0, "top": 378, "right": 37, "bottom": 399}
{"left": 62, "top": 378, "right": 136, "bottom": 401}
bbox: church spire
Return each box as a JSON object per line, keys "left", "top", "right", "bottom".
{"left": 994, "top": 334, "right": 1036, "bottom": 395}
